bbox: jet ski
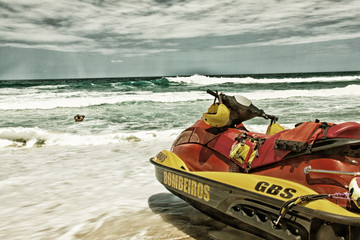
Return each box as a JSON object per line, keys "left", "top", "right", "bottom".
{"left": 150, "top": 89, "right": 360, "bottom": 240}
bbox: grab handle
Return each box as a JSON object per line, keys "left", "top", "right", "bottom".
{"left": 304, "top": 166, "right": 360, "bottom": 176}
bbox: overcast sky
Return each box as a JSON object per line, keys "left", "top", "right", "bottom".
{"left": 0, "top": 0, "right": 359, "bottom": 80}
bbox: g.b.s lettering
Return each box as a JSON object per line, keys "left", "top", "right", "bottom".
{"left": 255, "top": 181, "right": 296, "bottom": 199}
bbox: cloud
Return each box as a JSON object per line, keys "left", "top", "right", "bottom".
{"left": 0, "top": 0, "right": 359, "bottom": 57}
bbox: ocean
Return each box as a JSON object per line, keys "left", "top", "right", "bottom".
{"left": 1, "top": 71, "right": 360, "bottom": 240}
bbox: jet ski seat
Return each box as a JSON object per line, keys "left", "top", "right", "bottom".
{"left": 231, "top": 121, "right": 337, "bottom": 171}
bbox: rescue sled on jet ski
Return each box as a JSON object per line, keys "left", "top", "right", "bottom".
{"left": 150, "top": 89, "right": 360, "bottom": 240}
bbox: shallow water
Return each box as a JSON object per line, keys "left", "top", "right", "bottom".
{"left": 0, "top": 142, "right": 166, "bottom": 239}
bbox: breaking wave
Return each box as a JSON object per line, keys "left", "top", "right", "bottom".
{"left": 168, "top": 74, "right": 360, "bottom": 85}
{"left": 0, "top": 127, "right": 181, "bottom": 148}
{"left": 1, "top": 84, "right": 360, "bottom": 110}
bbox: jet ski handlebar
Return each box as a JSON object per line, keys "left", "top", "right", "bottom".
{"left": 263, "top": 113, "right": 278, "bottom": 122}
{"left": 206, "top": 89, "right": 219, "bottom": 98}
{"left": 206, "top": 89, "right": 278, "bottom": 124}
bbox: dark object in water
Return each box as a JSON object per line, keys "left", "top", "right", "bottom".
{"left": 74, "top": 114, "right": 85, "bottom": 122}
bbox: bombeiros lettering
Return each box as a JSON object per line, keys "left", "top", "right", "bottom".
{"left": 163, "top": 171, "right": 210, "bottom": 202}
{"left": 255, "top": 181, "right": 296, "bottom": 199}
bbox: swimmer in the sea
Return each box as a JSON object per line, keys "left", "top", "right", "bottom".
{"left": 74, "top": 114, "right": 85, "bottom": 122}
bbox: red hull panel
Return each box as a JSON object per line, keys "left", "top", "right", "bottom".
{"left": 172, "top": 120, "right": 360, "bottom": 209}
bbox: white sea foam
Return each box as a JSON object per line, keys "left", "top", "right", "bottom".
{"left": 2, "top": 84, "right": 360, "bottom": 110}
{"left": 0, "top": 127, "right": 181, "bottom": 148}
{"left": 168, "top": 74, "right": 360, "bottom": 85}
{"left": 0, "top": 91, "right": 206, "bottom": 110}
{"left": 236, "top": 84, "right": 360, "bottom": 100}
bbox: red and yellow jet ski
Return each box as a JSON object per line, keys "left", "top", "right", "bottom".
{"left": 150, "top": 90, "right": 360, "bottom": 240}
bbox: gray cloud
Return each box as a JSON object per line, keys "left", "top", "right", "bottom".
{"left": 0, "top": 0, "right": 360, "bottom": 80}
{"left": 1, "top": 0, "right": 359, "bottom": 57}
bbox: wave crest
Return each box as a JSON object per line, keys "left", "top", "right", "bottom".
{"left": 168, "top": 74, "right": 360, "bottom": 85}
